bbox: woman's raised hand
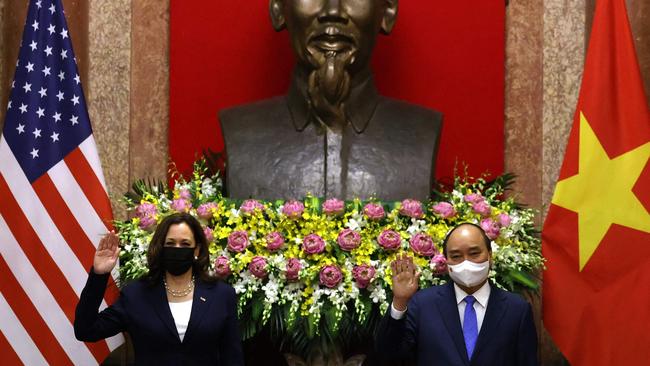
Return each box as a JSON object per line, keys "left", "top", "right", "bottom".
{"left": 93, "top": 231, "right": 120, "bottom": 275}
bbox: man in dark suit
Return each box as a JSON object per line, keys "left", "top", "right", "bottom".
{"left": 376, "top": 223, "right": 538, "bottom": 366}
{"left": 220, "top": 0, "right": 442, "bottom": 201}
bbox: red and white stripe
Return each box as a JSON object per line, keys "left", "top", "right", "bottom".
{"left": 0, "top": 136, "right": 124, "bottom": 365}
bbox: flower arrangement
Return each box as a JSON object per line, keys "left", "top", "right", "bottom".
{"left": 115, "top": 160, "right": 544, "bottom": 356}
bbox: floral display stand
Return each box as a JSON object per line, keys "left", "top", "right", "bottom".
{"left": 117, "top": 160, "right": 544, "bottom": 365}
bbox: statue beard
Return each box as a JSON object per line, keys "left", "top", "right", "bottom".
{"left": 306, "top": 49, "right": 356, "bottom": 131}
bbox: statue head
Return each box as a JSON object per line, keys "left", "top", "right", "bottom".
{"left": 269, "top": 0, "right": 398, "bottom": 127}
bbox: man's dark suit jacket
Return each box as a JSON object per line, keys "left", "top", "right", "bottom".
{"left": 376, "top": 282, "right": 538, "bottom": 366}
{"left": 74, "top": 270, "right": 243, "bottom": 365}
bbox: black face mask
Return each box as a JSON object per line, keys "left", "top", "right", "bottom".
{"left": 162, "top": 247, "right": 195, "bottom": 276}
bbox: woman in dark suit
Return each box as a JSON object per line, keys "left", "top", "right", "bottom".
{"left": 74, "top": 212, "right": 244, "bottom": 365}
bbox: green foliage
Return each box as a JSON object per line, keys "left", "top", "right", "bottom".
{"left": 116, "top": 158, "right": 545, "bottom": 358}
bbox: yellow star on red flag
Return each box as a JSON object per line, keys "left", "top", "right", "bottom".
{"left": 551, "top": 112, "right": 650, "bottom": 270}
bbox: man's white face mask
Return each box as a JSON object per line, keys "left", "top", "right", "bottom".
{"left": 447, "top": 260, "right": 490, "bottom": 288}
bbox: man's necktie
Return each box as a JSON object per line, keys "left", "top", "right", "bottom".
{"left": 463, "top": 295, "right": 478, "bottom": 360}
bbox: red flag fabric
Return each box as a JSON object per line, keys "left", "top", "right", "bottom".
{"left": 0, "top": 0, "right": 123, "bottom": 364}
{"left": 542, "top": 0, "right": 650, "bottom": 364}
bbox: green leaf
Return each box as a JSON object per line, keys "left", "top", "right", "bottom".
{"left": 240, "top": 318, "right": 258, "bottom": 341}
{"left": 324, "top": 306, "right": 339, "bottom": 337}
{"left": 385, "top": 201, "right": 400, "bottom": 212}
{"left": 305, "top": 196, "right": 323, "bottom": 215}
{"left": 251, "top": 296, "right": 264, "bottom": 322}
{"left": 124, "top": 178, "right": 167, "bottom": 202}
{"left": 507, "top": 269, "right": 539, "bottom": 290}
{"left": 306, "top": 312, "right": 318, "bottom": 339}
{"left": 359, "top": 298, "right": 372, "bottom": 326}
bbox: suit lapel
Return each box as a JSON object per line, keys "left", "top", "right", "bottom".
{"left": 435, "top": 282, "right": 470, "bottom": 365}
{"left": 147, "top": 281, "right": 180, "bottom": 341}
{"left": 471, "top": 286, "right": 508, "bottom": 361}
{"left": 182, "top": 281, "right": 213, "bottom": 344}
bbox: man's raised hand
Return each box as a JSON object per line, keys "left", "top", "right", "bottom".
{"left": 390, "top": 253, "right": 420, "bottom": 311}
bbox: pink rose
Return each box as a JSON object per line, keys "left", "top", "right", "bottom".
{"left": 497, "top": 213, "right": 512, "bottom": 227}
{"left": 203, "top": 226, "right": 214, "bottom": 242}
{"left": 352, "top": 264, "right": 376, "bottom": 289}
{"left": 302, "top": 233, "right": 326, "bottom": 254}
{"left": 171, "top": 198, "right": 191, "bottom": 213}
{"left": 282, "top": 200, "right": 305, "bottom": 219}
{"left": 138, "top": 215, "right": 157, "bottom": 230}
{"left": 285, "top": 258, "right": 301, "bottom": 281}
{"left": 337, "top": 229, "right": 361, "bottom": 251}
{"left": 197, "top": 202, "right": 218, "bottom": 220}
{"left": 322, "top": 198, "right": 345, "bottom": 216}
{"left": 472, "top": 201, "right": 492, "bottom": 217}
{"left": 135, "top": 202, "right": 157, "bottom": 229}
{"left": 264, "top": 231, "right": 285, "bottom": 252}
{"left": 248, "top": 256, "right": 268, "bottom": 278}
{"left": 464, "top": 193, "right": 485, "bottom": 204}
{"left": 363, "top": 203, "right": 385, "bottom": 220}
{"left": 432, "top": 202, "right": 456, "bottom": 219}
{"left": 178, "top": 188, "right": 192, "bottom": 200}
{"left": 480, "top": 218, "right": 501, "bottom": 240}
{"left": 319, "top": 265, "right": 343, "bottom": 288}
{"left": 431, "top": 254, "right": 447, "bottom": 275}
{"left": 399, "top": 199, "right": 424, "bottom": 218}
{"left": 409, "top": 233, "right": 436, "bottom": 257}
{"left": 227, "top": 230, "right": 249, "bottom": 252}
{"left": 240, "top": 199, "right": 265, "bottom": 214}
{"left": 214, "top": 256, "right": 231, "bottom": 278}
{"left": 377, "top": 230, "right": 402, "bottom": 251}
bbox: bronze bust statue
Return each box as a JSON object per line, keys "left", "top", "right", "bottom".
{"left": 220, "top": 0, "right": 442, "bottom": 201}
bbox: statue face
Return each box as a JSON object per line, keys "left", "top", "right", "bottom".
{"left": 271, "top": 0, "right": 397, "bottom": 75}
{"left": 289, "top": 1, "right": 380, "bottom": 74}
{"left": 270, "top": 0, "right": 397, "bottom": 127}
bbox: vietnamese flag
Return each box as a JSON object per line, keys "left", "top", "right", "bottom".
{"left": 542, "top": 0, "right": 650, "bottom": 364}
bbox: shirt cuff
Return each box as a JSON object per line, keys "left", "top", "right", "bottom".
{"left": 390, "top": 302, "right": 407, "bottom": 320}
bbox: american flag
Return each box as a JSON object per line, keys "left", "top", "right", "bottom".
{"left": 0, "top": 0, "right": 124, "bottom": 364}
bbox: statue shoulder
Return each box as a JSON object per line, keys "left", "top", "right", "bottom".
{"left": 220, "top": 96, "right": 289, "bottom": 133}
{"left": 376, "top": 97, "right": 443, "bottom": 131}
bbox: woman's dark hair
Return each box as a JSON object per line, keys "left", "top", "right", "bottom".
{"left": 144, "top": 212, "right": 215, "bottom": 285}
{"left": 442, "top": 222, "right": 492, "bottom": 257}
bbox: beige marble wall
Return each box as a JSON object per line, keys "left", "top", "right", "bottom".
{"left": 86, "top": 0, "right": 169, "bottom": 220}
{"left": 129, "top": 1, "right": 170, "bottom": 186}
{"left": 542, "top": 0, "right": 586, "bottom": 216}
{"left": 87, "top": 0, "right": 131, "bottom": 219}
{"left": 504, "top": 0, "right": 544, "bottom": 216}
